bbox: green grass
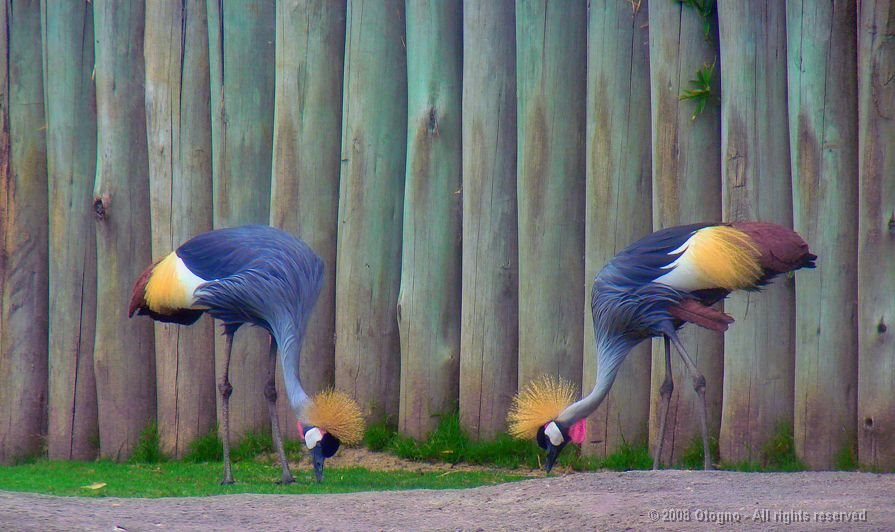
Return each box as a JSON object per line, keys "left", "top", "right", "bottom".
{"left": 1, "top": 414, "right": 872, "bottom": 499}
{"left": 369, "top": 415, "right": 545, "bottom": 469}
{"left": 834, "top": 445, "right": 859, "bottom": 472}
{"left": 718, "top": 424, "right": 807, "bottom": 472}
{"left": 0, "top": 460, "right": 526, "bottom": 498}
{"left": 367, "top": 413, "right": 652, "bottom": 472}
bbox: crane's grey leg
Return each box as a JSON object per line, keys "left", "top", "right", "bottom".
{"left": 653, "top": 336, "right": 674, "bottom": 470}
{"left": 220, "top": 332, "right": 235, "bottom": 484}
{"left": 667, "top": 331, "right": 712, "bottom": 470}
{"left": 264, "top": 335, "right": 294, "bottom": 485}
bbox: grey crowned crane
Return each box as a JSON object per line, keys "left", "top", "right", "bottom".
{"left": 129, "top": 224, "right": 363, "bottom": 483}
{"left": 509, "top": 221, "right": 816, "bottom": 472}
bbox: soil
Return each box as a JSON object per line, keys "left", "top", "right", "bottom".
{"left": 2, "top": 452, "right": 892, "bottom": 531}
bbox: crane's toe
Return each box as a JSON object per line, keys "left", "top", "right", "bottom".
{"left": 277, "top": 472, "right": 295, "bottom": 485}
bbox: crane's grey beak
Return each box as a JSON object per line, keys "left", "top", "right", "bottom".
{"left": 311, "top": 445, "right": 326, "bottom": 483}
{"left": 544, "top": 441, "right": 567, "bottom": 473}
{"left": 538, "top": 421, "right": 569, "bottom": 474}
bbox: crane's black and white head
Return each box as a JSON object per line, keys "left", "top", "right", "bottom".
{"left": 507, "top": 375, "right": 585, "bottom": 473}
{"left": 299, "top": 390, "right": 365, "bottom": 483}
{"left": 537, "top": 420, "right": 573, "bottom": 473}
{"left": 300, "top": 424, "right": 342, "bottom": 482}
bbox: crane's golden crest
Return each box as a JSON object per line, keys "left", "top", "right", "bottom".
{"left": 507, "top": 375, "right": 577, "bottom": 440}
{"left": 656, "top": 225, "right": 762, "bottom": 291}
{"left": 301, "top": 390, "right": 365, "bottom": 445}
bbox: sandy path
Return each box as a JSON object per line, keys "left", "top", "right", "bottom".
{"left": 2, "top": 470, "right": 892, "bottom": 531}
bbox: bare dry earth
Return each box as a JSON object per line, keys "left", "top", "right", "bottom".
{"left": 2, "top": 470, "right": 893, "bottom": 531}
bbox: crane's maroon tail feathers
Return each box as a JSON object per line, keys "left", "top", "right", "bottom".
{"left": 128, "top": 259, "right": 203, "bottom": 325}
{"left": 668, "top": 299, "right": 735, "bottom": 332}
{"left": 731, "top": 221, "right": 817, "bottom": 276}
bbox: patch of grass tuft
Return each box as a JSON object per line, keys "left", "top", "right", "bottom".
{"left": 183, "top": 429, "right": 223, "bottom": 463}
{"left": 835, "top": 445, "right": 858, "bottom": 471}
{"left": 363, "top": 422, "right": 397, "bottom": 452}
{"left": 678, "top": 436, "right": 719, "bottom": 470}
{"left": 230, "top": 431, "right": 274, "bottom": 462}
{"left": 129, "top": 423, "right": 167, "bottom": 464}
{"left": 598, "top": 441, "right": 653, "bottom": 471}
{"left": 760, "top": 424, "right": 805, "bottom": 472}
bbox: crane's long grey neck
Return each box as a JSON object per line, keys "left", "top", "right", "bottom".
{"left": 272, "top": 318, "right": 311, "bottom": 416}
{"left": 556, "top": 335, "right": 640, "bottom": 426}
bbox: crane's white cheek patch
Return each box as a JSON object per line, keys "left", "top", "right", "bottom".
{"left": 305, "top": 427, "right": 323, "bottom": 449}
{"left": 175, "top": 257, "right": 208, "bottom": 307}
{"left": 545, "top": 422, "right": 564, "bottom": 446}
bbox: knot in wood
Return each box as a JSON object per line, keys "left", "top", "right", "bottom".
{"left": 427, "top": 107, "right": 438, "bottom": 136}
{"left": 93, "top": 194, "right": 111, "bottom": 220}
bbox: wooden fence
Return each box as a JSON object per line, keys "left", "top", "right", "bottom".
{"left": 0, "top": 0, "right": 892, "bottom": 471}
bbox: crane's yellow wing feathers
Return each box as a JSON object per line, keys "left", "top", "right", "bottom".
{"left": 688, "top": 226, "right": 762, "bottom": 290}
{"left": 507, "top": 375, "right": 577, "bottom": 440}
{"left": 301, "top": 390, "right": 365, "bottom": 445}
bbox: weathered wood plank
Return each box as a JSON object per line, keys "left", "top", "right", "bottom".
{"left": 717, "top": 0, "right": 795, "bottom": 464}
{"left": 0, "top": 0, "right": 49, "bottom": 464}
{"left": 92, "top": 0, "right": 156, "bottom": 460}
{"left": 787, "top": 0, "right": 859, "bottom": 470}
{"left": 582, "top": 0, "right": 652, "bottom": 457}
{"left": 207, "top": 0, "right": 276, "bottom": 440}
{"left": 335, "top": 0, "right": 407, "bottom": 423}
{"left": 515, "top": 0, "right": 586, "bottom": 392}
{"left": 459, "top": 0, "right": 518, "bottom": 441}
{"left": 145, "top": 0, "right": 215, "bottom": 458}
{"left": 398, "top": 0, "right": 463, "bottom": 439}
{"left": 271, "top": 0, "right": 346, "bottom": 440}
{"left": 648, "top": 0, "right": 723, "bottom": 465}
{"left": 857, "top": 0, "right": 895, "bottom": 471}
{"left": 42, "top": 0, "right": 99, "bottom": 461}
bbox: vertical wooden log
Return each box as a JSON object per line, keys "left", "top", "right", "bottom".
{"left": 515, "top": 0, "right": 586, "bottom": 391}
{"left": 717, "top": 0, "right": 795, "bottom": 464}
{"left": 271, "top": 0, "right": 346, "bottom": 440}
{"left": 459, "top": 0, "right": 518, "bottom": 441}
{"left": 648, "top": 0, "right": 723, "bottom": 465}
{"left": 42, "top": 0, "right": 99, "bottom": 460}
{"left": 207, "top": 0, "right": 275, "bottom": 439}
{"left": 93, "top": 0, "right": 155, "bottom": 460}
{"left": 583, "top": 0, "right": 652, "bottom": 457}
{"left": 145, "top": 0, "right": 215, "bottom": 458}
{"left": 0, "top": 0, "right": 48, "bottom": 464}
{"left": 335, "top": 0, "right": 407, "bottom": 423}
{"left": 398, "top": 0, "right": 462, "bottom": 439}
{"left": 787, "top": 0, "right": 859, "bottom": 471}
{"left": 857, "top": 0, "right": 894, "bottom": 471}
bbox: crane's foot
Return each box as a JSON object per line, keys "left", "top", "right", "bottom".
{"left": 276, "top": 473, "right": 295, "bottom": 485}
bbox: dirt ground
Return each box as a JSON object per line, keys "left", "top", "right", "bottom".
{"left": 1, "top": 453, "right": 893, "bottom": 531}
